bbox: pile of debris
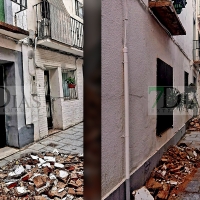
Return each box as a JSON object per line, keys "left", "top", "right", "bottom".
{"left": 0, "top": 150, "right": 83, "bottom": 199}
{"left": 133, "top": 145, "right": 200, "bottom": 200}
{"left": 188, "top": 117, "right": 200, "bottom": 131}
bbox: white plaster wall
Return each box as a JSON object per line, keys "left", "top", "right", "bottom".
{"left": 25, "top": 0, "right": 39, "bottom": 32}
{"left": 102, "top": 0, "right": 194, "bottom": 198}
{"left": 0, "top": 36, "right": 21, "bottom": 52}
{"left": 173, "top": 1, "right": 194, "bottom": 59}
{"left": 35, "top": 48, "right": 83, "bottom": 132}
{"left": 61, "top": 58, "right": 83, "bottom": 129}
{"left": 63, "top": 0, "right": 83, "bottom": 23}
{"left": 102, "top": 0, "right": 125, "bottom": 197}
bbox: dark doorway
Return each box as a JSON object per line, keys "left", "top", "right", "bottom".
{"left": 0, "top": 65, "right": 6, "bottom": 147}
{"left": 156, "top": 58, "right": 173, "bottom": 136}
{"left": 44, "top": 71, "right": 53, "bottom": 129}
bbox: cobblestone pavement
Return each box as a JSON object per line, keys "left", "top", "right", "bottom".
{"left": 0, "top": 122, "right": 83, "bottom": 168}
{"left": 175, "top": 131, "right": 200, "bottom": 199}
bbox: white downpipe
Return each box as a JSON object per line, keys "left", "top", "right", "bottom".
{"left": 123, "top": 0, "right": 130, "bottom": 199}
{"left": 34, "top": 37, "right": 46, "bottom": 70}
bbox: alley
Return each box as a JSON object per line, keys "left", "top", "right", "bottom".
{"left": 0, "top": 122, "right": 83, "bottom": 168}
{"left": 132, "top": 118, "right": 200, "bottom": 199}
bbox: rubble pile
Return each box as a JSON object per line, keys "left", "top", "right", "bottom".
{"left": 188, "top": 117, "right": 200, "bottom": 131}
{"left": 143, "top": 145, "right": 200, "bottom": 199}
{"left": 0, "top": 150, "right": 84, "bottom": 200}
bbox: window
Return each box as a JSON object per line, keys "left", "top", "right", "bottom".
{"left": 184, "top": 71, "right": 189, "bottom": 104}
{"left": 75, "top": 0, "right": 83, "bottom": 19}
{"left": 156, "top": 58, "right": 173, "bottom": 136}
{"left": 62, "top": 69, "right": 78, "bottom": 100}
{"left": 11, "top": 0, "right": 27, "bottom": 12}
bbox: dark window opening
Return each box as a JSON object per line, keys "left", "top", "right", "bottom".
{"left": 193, "top": 76, "right": 196, "bottom": 86}
{"left": 156, "top": 58, "right": 173, "bottom": 136}
{"left": 41, "top": 0, "right": 50, "bottom": 19}
{"left": 184, "top": 71, "right": 189, "bottom": 104}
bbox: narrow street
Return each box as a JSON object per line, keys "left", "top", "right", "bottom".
{"left": 0, "top": 123, "right": 83, "bottom": 199}
{"left": 0, "top": 122, "right": 83, "bottom": 167}
{"left": 132, "top": 118, "right": 200, "bottom": 199}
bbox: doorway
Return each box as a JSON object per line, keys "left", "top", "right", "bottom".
{"left": 44, "top": 71, "right": 53, "bottom": 129}
{"left": 0, "top": 65, "right": 6, "bottom": 147}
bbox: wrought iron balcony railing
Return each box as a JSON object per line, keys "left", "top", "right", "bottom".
{"left": 34, "top": 1, "right": 83, "bottom": 50}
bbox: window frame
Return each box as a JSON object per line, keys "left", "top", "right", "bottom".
{"left": 156, "top": 58, "right": 173, "bottom": 136}
{"left": 62, "top": 69, "right": 78, "bottom": 100}
{"left": 75, "top": 0, "right": 83, "bottom": 19}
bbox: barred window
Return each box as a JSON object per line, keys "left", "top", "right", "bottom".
{"left": 62, "top": 69, "right": 78, "bottom": 100}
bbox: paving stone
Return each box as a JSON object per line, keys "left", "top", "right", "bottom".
{"left": 0, "top": 147, "right": 19, "bottom": 160}
{"left": 57, "top": 149, "right": 72, "bottom": 154}
{"left": 4, "top": 152, "right": 21, "bottom": 161}
{"left": 19, "top": 149, "right": 38, "bottom": 157}
{"left": 39, "top": 146, "right": 57, "bottom": 153}
{"left": 75, "top": 135, "right": 83, "bottom": 140}
{"left": 185, "top": 181, "right": 200, "bottom": 193}
{"left": 58, "top": 129, "right": 76, "bottom": 136}
{"left": 174, "top": 192, "right": 200, "bottom": 200}
{"left": 0, "top": 159, "right": 9, "bottom": 168}
{"left": 48, "top": 135, "right": 65, "bottom": 141}
{"left": 63, "top": 134, "right": 82, "bottom": 140}
{"left": 182, "top": 137, "right": 200, "bottom": 142}
{"left": 59, "top": 145, "right": 75, "bottom": 152}
{"left": 61, "top": 139, "right": 83, "bottom": 147}
{"left": 70, "top": 147, "right": 83, "bottom": 154}
{"left": 184, "top": 134, "right": 197, "bottom": 138}
{"left": 77, "top": 137, "right": 83, "bottom": 142}
{"left": 190, "top": 141, "right": 200, "bottom": 149}
{"left": 62, "top": 138, "right": 74, "bottom": 145}
{"left": 28, "top": 143, "right": 46, "bottom": 151}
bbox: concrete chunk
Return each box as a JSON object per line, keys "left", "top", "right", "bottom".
{"left": 132, "top": 186, "right": 154, "bottom": 200}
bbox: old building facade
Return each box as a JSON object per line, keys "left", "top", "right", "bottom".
{"left": 0, "top": 0, "right": 83, "bottom": 148}
{"left": 102, "top": 0, "right": 199, "bottom": 199}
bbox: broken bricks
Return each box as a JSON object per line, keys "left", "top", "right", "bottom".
{"left": 0, "top": 152, "right": 84, "bottom": 199}
{"left": 140, "top": 145, "right": 200, "bottom": 199}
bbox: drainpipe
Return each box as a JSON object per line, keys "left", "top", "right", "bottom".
{"left": 34, "top": 37, "right": 46, "bottom": 70}
{"left": 123, "top": 0, "right": 130, "bottom": 199}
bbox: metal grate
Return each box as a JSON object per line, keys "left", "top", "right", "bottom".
{"left": 47, "top": 143, "right": 58, "bottom": 147}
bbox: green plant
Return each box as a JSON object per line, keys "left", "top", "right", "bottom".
{"left": 166, "top": 85, "right": 199, "bottom": 111}
{"left": 66, "top": 77, "right": 75, "bottom": 84}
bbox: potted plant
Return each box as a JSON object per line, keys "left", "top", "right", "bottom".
{"left": 66, "top": 77, "right": 76, "bottom": 88}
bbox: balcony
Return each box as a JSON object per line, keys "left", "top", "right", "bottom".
{"left": 149, "top": 0, "right": 186, "bottom": 35}
{"left": 34, "top": 1, "right": 83, "bottom": 57}
{"left": 0, "top": 21, "right": 29, "bottom": 40}
{"left": 193, "top": 40, "right": 200, "bottom": 65}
